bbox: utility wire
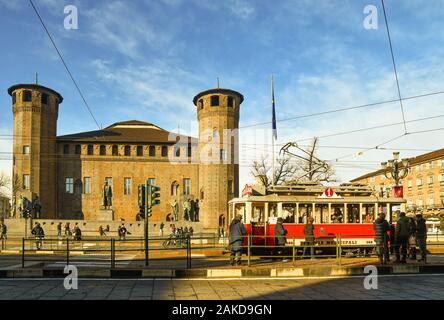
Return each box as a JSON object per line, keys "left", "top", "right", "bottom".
{"left": 29, "top": 0, "right": 101, "bottom": 130}
{"left": 381, "top": 0, "right": 408, "bottom": 134}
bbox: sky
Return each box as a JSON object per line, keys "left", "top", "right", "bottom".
{"left": 1, "top": 0, "right": 444, "bottom": 195}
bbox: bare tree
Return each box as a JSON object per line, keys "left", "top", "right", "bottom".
{"left": 0, "top": 172, "right": 11, "bottom": 197}
{"left": 250, "top": 155, "right": 298, "bottom": 188}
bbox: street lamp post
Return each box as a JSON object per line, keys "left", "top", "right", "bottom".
{"left": 380, "top": 152, "right": 410, "bottom": 187}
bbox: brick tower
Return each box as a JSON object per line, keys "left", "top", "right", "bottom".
{"left": 193, "top": 88, "right": 243, "bottom": 231}
{"left": 8, "top": 84, "right": 63, "bottom": 218}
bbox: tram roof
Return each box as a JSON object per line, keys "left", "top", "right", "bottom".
{"left": 229, "top": 194, "right": 406, "bottom": 204}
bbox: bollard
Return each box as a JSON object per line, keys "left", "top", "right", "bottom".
{"left": 22, "top": 238, "right": 25, "bottom": 268}
{"left": 292, "top": 236, "right": 296, "bottom": 264}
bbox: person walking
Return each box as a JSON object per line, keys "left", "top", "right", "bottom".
{"left": 395, "top": 212, "right": 410, "bottom": 264}
{"left": 408, "top": 217, "right": 417, "bottom": 260}
{"left": 415, "top": 214, "right": 427, "bottom": 263}
{"left": 159, "top": 222, "right": 165, "bottom": 237}
{"left": 229, "top": 213, "right": 247, "bottom": 266}
{"left": 32, "top": 196, "right": 42, "bottom": 219}
{"left": 189, "top": 199, "right": 195, "bottom": 222}
{"left": 189, "top": 226, "right": 194, "bottom": 238}
{"left": 374, "top": 213, "right": 390, "bottom": 264}
{"left": 302, "top": 217, "right": 315, "bottom": 259}
{"left": 73, "top": 224, "right": 82, "bottom": 241}
{"left": 64, "top": 222, "right": 72, "bottom": 237}
{"left": 0, "top": 220, "right": 6, "bottom": 250}
{"left": 31, "top": 222, "right": 45, "bottom": 250}
{"left": 274, "top": 217, "right": 288, "bottom": 262}
{"left": 57, "top": 222, "right": 62, "bottom": 238}
{"left": 99, "top": 225, "right": 106, "bottom": 237}
{"left": 183, "top": 199, "right": 190, "bottom": 221}
{"left": 118, "top": 223, "right": 128, "bottom": 240}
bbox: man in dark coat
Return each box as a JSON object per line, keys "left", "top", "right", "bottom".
{"left": 229, "top": 214, "right": 247, "bottom": 266}
{"left": 274, "top": 217, "right": 288, "bottom": 262}
{"left": 415, "top": 214, "right": 427, "bottom": 263}
{"left": 395, "top": 212, "right": 410, "bottom": 263}
{"left": 31, "top": 222, "right": 45, "bottom": 250}
{"left": 189, "top": 199, "right": 195, "bottom": 222}
{"left": 302, "top": 217, "right": 315, "bottom": 259}
{"left": 374, "top": 213, "right": 390, "bottom": 264}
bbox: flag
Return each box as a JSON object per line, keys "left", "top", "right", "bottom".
{"left": 272, "top": 78, "right": 277, "bottom": 140}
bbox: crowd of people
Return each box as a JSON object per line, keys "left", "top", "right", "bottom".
{"left": 163, "top": 224, "right": 194, "bottom": 247}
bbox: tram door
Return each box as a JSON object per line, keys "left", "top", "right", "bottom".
{"left": 251, "top": 203, "right": 266, "bottom": 245}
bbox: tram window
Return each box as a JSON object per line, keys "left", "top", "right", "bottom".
{"left": 331, "top": 207, "right": 343, "bottom": 223}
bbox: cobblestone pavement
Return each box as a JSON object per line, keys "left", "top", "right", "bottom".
{"left": 0, "top": 274, "right": 443, "bottom": 300}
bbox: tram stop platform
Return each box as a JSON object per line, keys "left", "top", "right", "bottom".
{"left": 1, "top": 255, "right": 444, "bottom": 279}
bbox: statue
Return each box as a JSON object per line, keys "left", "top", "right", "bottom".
{"left": 102, "top": 181, "right": 113, "bottom": 209}
{"left": 171, "top": 199, "right": 178, "bottom": 221}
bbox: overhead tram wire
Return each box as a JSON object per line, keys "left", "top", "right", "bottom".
{"left": 381, "top": 0, "right": 408, "bottom": 135}
{"left": 29, "top": 0, "right": 101, "bottom": 130}
{"left": 238, "top": 89, "right": 444, "bottom": 129}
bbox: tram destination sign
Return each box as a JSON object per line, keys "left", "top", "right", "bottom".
{"left": 318, "top": 187, "right": 342, "bottom": 199}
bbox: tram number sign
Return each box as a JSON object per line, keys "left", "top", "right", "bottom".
{"left": 318, "top": 187, "right": 341, "bottom": 199}
{"left": 392, "top": 186, "right": 403, "bottom": 198}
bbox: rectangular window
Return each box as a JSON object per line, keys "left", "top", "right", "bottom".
{"left": 124, "top": 145, "right": 131, "bottom": 156}
{"left": 83, "top": 177, "right": 91, "bottom": 194}
{"left": 211, "top": 95, "right": 219, "bottom": 106}
{"left": 87, "top": 145, "right": 93, "bottom": 155}
{"left": 23, "top": 174, "right": 30, "bottom": 190}
{"left": 124, "top": 178, "right": 132, "bottom": 195}
{"left": 63, "top": 144, "right": 70, "bottom": 155}
{"left": 65, "top": 177, "right": 74, "bottom": 194}
{"left": 75, "top": 145, "right": 81, "bottom": 155}
{"left": 227, "top": 96, "right": 234, "bottom": 108}
{"left": 220, "top": 149, "right": 227, "bottom": 162}
{"left": 408, "top": 180, "right": 412, "bottom": 188}
{"left": 416, "top": 178, "right": 422, "bottom": 186}
{"left": 23, "top": 90, "right": 32, "bottom": 102}
{"left": 23, "top": 146, "right": 30, "bottom": 155}
{"left": 439, "top": 174, "right": 444, "bottom": 182}
{"left": 137, "top": 146, "right": 143, "bottom": 156}
{"left": 41, "top": 93, "right": 48, "bottom": 104}
{"left": 149, "top": 146, "right": 156, "bottom": 157}
{"left": 161, "top": 146, "right": 168, "bottom": 157}
{"left": 428, "top": 176, "right": 433, "bottom": 185}
{"left": 112, "top": 145, "right": 118, "bottom": 156}
{"left": 183, "top": 178, "right": 190, "bottom": 195}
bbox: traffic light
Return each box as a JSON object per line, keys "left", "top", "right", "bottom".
{"left": 138, "top": 185, "right": 146, "bottom": 207}
{"left": 149, "top": 185, "right": 161, "bottom": 206}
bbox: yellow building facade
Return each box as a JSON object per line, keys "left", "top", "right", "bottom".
{"left": 351, "top": 149, "right": 444, "bottom": 217}
{"left": 8, "top": 84, "right": 243, "bottom": 231}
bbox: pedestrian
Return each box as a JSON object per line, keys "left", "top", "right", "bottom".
{"left": 0, "top": 220, "right": 6, "bottom": 250}
{"left": 99, "top": 225, "right": 106, "bottom": 237}
{"left": 118, "top": 223, "right": 128, "bottom": 240}
{"left": 373, "top": 213, "right": 390, "bottom": 264}
{"left": 189, "top": 226, "right": 194, "bottom": 237}
{"left": 73, "top": 223, "right": 82, "bottom": 241}
{"left": 189, "top": 199, "right": 195, "bottom": 222}
{"left": 57, "top": 222, "right": 62, "bottom": 238}
{"left": 395, "top": 212, "right": 410, "bottom": 264}
{"left": 415, "top": 214, "right": 427, "bottom": 263}
{"left": 32, "top": 196, "right": 42, "bottom": 219}
{"left": 64, "top": 222, "right": 72, "bottom": 237}
{"left": 408, "top": 217, "right": 417, "bottom": 260}
{"left": 274, "top": 217, "right": 288, "bottom": 262}
{"left": 31, "top": 222, "right": 45, "bottom": 250}
{"left": 194, "top": 199, "right": 200, "bottom": 222}
{"left": 159, "top": 222, "right": 165, "bottom": 237}
{"left": 229, "top": 213, "right": 247, "bottom": 266}
{"left": 302, "top": 217, "right": 315, "bottom": 259}
{"left": 105, "top": 225, "right": 110, "bottom": 232}
{"left": 389, "top": 223, "right": 396, "bottom": 255}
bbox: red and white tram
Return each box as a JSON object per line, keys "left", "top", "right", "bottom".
{"left": 228, "top": 183, "right": 406, "bottom": 252}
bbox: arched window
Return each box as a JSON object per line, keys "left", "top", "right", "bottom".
{"left": 23, "top": 90, "right": 32, "bottom": 102}
{"left": 227, "top": 96, "right": 234, "bottom": 108}
{"left": 198, "top": 99, "right": 204, "bottom": 109}
{"left": 41, "top": 93, "right": 49, "bottom": 105}
{"left": 171, "top": 181, "right": 179, "bottom": 196}
{"left": 124, "top": 145, "right": 131, "bottom": 156}
{"left": 149, "top": 145, "right": 156, "bottom": 157}
{"left": 74, "top": 179, "right": 83, "bottom": 195}
{"left": 161, "top": 146, "right": 168, "bottom": 157}
{"left": 100, "top": 145, "right": 106, "bottom": 156}
{"left": 87, "top": 145, "right": 94, "bottom": 155}
{"left": 136, "top": 146, "right": 143, "bottom": 156}
{"left": 112, "top": 145, "right": 118, "bottom": 156}
{"left": 75, "top": 145, "right": 81, "bottom": 155}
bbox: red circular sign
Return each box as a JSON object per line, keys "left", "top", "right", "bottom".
{"left": 325, "top": 187, "right": 334, "bottom": 197}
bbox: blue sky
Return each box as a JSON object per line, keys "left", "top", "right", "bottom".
{"left": 1, "top": 0, "right": 444, "bottom": 190}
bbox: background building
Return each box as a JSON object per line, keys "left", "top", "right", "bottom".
{"left": 351, "top": 148, "right": 444, "bottom": 217}
{"left": 8, "top": 84, "right": 243, "bottom": 231}
{"left": 0, "top": 196, "right": 11, "bottom": 219}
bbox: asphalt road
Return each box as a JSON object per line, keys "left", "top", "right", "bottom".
{"left": 0, "top": 274, "right": 443, "bottom": 300}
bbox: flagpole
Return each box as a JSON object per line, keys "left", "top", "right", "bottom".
{"left": 271, "top": 75, "right": 275, "bottom": 188}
